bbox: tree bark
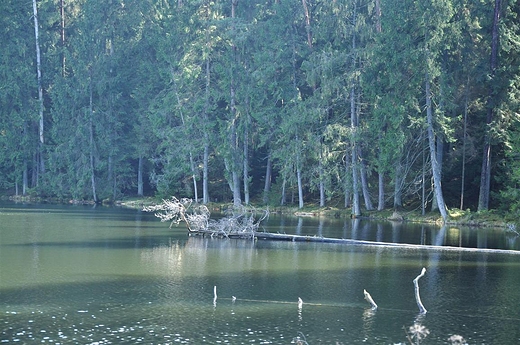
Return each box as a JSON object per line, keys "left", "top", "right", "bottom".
{"left": 301, "top": 0, "right": 312, "bottom": 48}
{"left": 137, "top": 155, "right": 144, "bottom": 196}
{"left": 281, "top": 176, "right": 286, "bottom": 206}
{"left": 203, "top": 145, "right": 210, "bottom": 204}
{"left": 171, "top": 69, "right": 198, "bottom": 202}
{"left": 460, "top": 81, "right": 469, "bottom": 210}
{"left": 296, "top": 133, "right": 304, "bottom": 209}
{"left": 32, "top": 0, "right": 45, "bottom": 176}
{"left": 263, "top": 151, "right": 272, "bottom": 204}
{"left": 377, "top": 171, "right": 384, "bottom": 211}
{"left": 297, "top": 166, "right": 304, "bottom": 209}
{"left": 89, "top": 71, "right": 98, "bottom": 203}
{"left": 421, "top": 130, "right": 427, "bottom": 215}
{"left": 60, "top": 0, "right": 66, "bottom": 76}
{"left": 393, "top": 160, "right": 403, "bottom": 209}
{"left": 190, "top": 153, "right": 198, "bottom": 202}
{"left": 374, "top": 0, "right": 382, "bottom": 33}
{"left": 243, "top": 125, "right": 250, "bottom": 205}
{"left": 359, "top": 149, "right": 373, "bottom": 211}
{"left": 344, "top": 149, "right": 351, "bottom": 208}
{"left": 425, "top": 76, "right": 447, "bottom": 221}
{"left": 319, "top": 160, "right": 325, "bottom": 207}
{"left": 319, "top": 143, "right": 325, "bottom": 207}
{"left": 23, "top": 161, "right": 28, "bottom": 195}
{"left": 478, "top": 0, "right": 501, "bottom": 211}
{"left": 350, "top": 3, "right": 361, "bottom": 217}
{"left": 351, "top": 88, "right": 360, "bottom": 217}
{"left": 229, "top": 0, "right": 241, "bottom": 207}
{"left": 203, "top": 50, "right": 211, "bottom": 204}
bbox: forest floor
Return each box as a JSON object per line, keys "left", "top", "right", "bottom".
{"left": 118, "top": 197, "right": 518, "bottom": 231}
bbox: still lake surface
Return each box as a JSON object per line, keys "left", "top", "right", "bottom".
{"left": 1, "top": 202, "right": 520, "bottom": 344}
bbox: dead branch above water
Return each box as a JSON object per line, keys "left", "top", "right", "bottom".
{"left": 143, "top": 197, "right": 269, "bottom": 238}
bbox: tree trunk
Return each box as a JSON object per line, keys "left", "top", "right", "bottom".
{"left": 351, "top": 88, "right": 360, "bottom": 216}
{"left": 393, "top": 160, "right": 403, "bottom": 209}
{"left": 319, "top": 143, "right": 325, "bottom": 207}
{"left": 89, "top": 72, "right": 98, "bottom": 203}
{"left": 478, "top": 0, "right": 501, "bottom": 211}
{"left": 431, "top": 135, "right": 443, "bottom": 211}
{"left": 297, "top": 165, "right": 304, "bottom": 209}
{"left": 425, "top": 76, "right": 447, "bottom": 221}
{"left": 243, "top": 112, "right": 250, "bottom": 205}
{"left": 203, "top": 51, "right": 211, "bottom": 204}
{"left": 171, "top": 69, "right": 198, "bottom": 202}
{"left": 203, "top": 144, "right": 210, "bottom": 204}
{"left": 263, "top": 151, "right": 272, "bottom": 204}
{"left": 296, "top": 133, "right": 304, "bottom": 209}
{"left": 377, "top": 171, "right": 384, "bottom": 211}
{"left": 23, "top": 161, "right": 28, "bottom": 195}
{"left": 359, "top": 149, "right": 373, "bottom": 211}
{"left": 108, "top": 153, "right": 115, "bottom": 199}
{"left": 190, "top": 153, "right": 198, "bottom": 202}
{"left": 60, "top": 0, "right": 66, "bottom": 76}
{"left": 281, "top": 176, "right": 286, "bottom": 206}
{"left": 232, "top": 169, "right": 241, "bottom": 207}
{"left": 344, "top": 149, "right": 351, "bottom": 208}
{"left": 137, "top": 155, "right": 144, "bottom": 196}
{"left": 350, "top": 1, "right": 361, "bottom": 217}
{"left": 31, "top": 153, "right": 38, "bottom": 188}
{"left": 32, "top": 0, "right": 45, "bottom": 176}
{"left": 421, "top": 130, "right": 427, "bottom": 215}
{"left": 301, "top": 0, "right": 312, "bottom": 48}
{"left": 229, "top": 0, "right": 241, "bottom": 207}
{"left": 460, "top": 82, "right": 469, "bottom": 210}
{"left": 319, "top": 159, "right": 325, "bottom": 207}
{"left": 374, "top": 0, "right": 382, "bottom": 33}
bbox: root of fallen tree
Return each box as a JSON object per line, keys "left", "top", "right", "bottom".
{"left": 143, "top": 197, "right": 268, "bottom": 238}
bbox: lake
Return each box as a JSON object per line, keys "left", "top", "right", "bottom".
{"left": 1, "top": 202, "right": 520, "bottom": 344}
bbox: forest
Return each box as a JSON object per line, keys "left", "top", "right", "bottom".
{"left": 0, "top": 0, "right": 519, "bottom": 220}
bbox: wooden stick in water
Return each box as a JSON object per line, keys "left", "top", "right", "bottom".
{"left": 363, "top": 289, "right": 378, "bottom": 310}
{"left": 413, "top": 267, "right": 427, "bottom": 314}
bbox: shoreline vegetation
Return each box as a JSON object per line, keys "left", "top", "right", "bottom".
{"left": 3, "top": 194, "right": 517, "bottom": 233}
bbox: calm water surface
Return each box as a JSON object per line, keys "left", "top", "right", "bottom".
{"left": 1, "top": 203, "right": 520, "bottom": 344}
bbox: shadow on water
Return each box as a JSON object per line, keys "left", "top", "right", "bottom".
{"left": 6, "top": 234, "right": 180, "bottom": 250}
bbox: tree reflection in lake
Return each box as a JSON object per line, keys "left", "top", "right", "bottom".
{"left": 2, "top": 204, "right": 520, "bottom": 343}
{"left": 262, "top": 214, "right": 520, "bottom": 251}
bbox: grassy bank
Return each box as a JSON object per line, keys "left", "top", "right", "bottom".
{"left": 121, "top": 197, "right": 517, "bottom": 231}
{"left": 3, "top": 194, "right": 516, "bottom": 231}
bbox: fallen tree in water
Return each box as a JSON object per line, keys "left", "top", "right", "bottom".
{"left": 144, "top": 197, "right": 520, "bottom": 256}
{"left": 143, "top": 197, "right": 268, "bottom": 238}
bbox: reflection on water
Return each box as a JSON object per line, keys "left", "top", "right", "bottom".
{"left": 263, "top": 214, "right": 520, "bottom": 251}
{"left": 1, "top": 203, "right": 520, "bottom": 343}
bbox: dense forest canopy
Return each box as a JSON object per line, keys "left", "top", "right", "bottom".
{"left": 0, "top": 0, "right": 519, "bottom": 218}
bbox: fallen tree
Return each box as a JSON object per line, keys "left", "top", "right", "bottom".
{"left": 144, "top": 197, "right": 520, "bottom": 256}
{"left": 143, "top": 197, "right": 268, "bottom": 238}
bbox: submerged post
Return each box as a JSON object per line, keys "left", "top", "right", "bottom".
{"left": 413, "top": 267, "right": 427, "bottom": 314}
{"left": 363, "top": 289, "right": 378, "bottom": 310}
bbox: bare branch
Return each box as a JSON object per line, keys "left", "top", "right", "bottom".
{"left": 144, "top": 197, "right": 268, "bottom": 238}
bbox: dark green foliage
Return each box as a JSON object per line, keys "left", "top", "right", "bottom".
{"left": 0, "top": 0, "right": 518, "bottom": 215}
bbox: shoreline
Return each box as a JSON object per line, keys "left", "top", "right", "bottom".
{"left": 2, "top": 194, "right": 517, "bottom": 231}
